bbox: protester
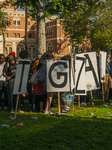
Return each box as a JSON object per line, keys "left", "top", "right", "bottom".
{"left": 44, "top": 52, "right": 58, "bottom": 114}
{"left": 32, "top": 53, "right": 48, "bottom": 112}
{"left": 0, "top": 54, "right": 8, "bottom": 110}
{"left": 3, "top": 51, "right": 17, "bottom": 113}
{"left": 105, "top": 55, "right": 111, "bottom": 102}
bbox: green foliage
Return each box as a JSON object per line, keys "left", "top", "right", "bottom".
{"left": 3, "top": 0, "right": 111, "bottom": 51}
{"left": 91, "top": 0, "right": 112, "bottom": 51}
{"left": 0, "top": 7, "right": 10, "bottom": 34}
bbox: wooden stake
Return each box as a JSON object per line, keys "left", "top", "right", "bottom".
{"left": 58, "top": 92, "right": 61, "bottom": 115}
{"left": 78, "top": 95, "right": 80, "bottom": 108}
{"left": 102, "top": 82, "right": 105, "bottom": 103}
{"left": 90, "top": 90, "right": 94, "bottom": 106}
{"left": 15, "top": 94, "right": 19, "bottom": 119}
{"left": 71, "top": 91, "right": 74, "bottom": 111}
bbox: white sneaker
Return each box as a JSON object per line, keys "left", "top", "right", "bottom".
{"left": 44, "top": 111, "right": 49, "bottom": 114}
{"left": 48, "top": 110, "right": 54, "bottom": 114}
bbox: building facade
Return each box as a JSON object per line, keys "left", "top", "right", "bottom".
{"left": 0, "top": 0, "right": 91, "bottom": 59}
{"left": 0, "top": 0, "right": 37, "bottom": 60}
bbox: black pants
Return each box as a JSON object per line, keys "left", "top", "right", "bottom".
{"left": 27, "top": 83, "right": 32, "bottom": 105}
{"left": 35, "top": 93, "right": 47, "bottom": 112}
{"left": 0, "top": 85, "right": 8, "bottom": 107}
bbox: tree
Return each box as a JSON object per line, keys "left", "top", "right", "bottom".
{"left": 3, "top": 0, "right": 104, "bottom": 54}
{"left": 90, "top": 0, "right": 112, "bottom": 51}
{"left": 0, "top": 7, "right": 10, "bottom": 34}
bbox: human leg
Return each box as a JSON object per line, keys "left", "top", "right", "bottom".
{"left": 7, "top": 79, "right": 15, "bottom": 112}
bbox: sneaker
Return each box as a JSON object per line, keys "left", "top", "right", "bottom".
{"left": 10, "top": 111, "right": 14, "bottom": 114}
{"left": 18, "top": 110, "right": 24, "bottom": 113}
{"left": 61, "top": 109, "right": 67, "bottom": 113}
{"left": 65, "top": 106, "right": 70, "bottom": 110}
{"left": 44, "top": 111, "right": 49, "bottom": 114}
{"left": 48, "top": 110, "right": 54, "bottom": 114}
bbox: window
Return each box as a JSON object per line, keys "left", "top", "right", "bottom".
{"left": 47, "top": 28, "right": 52, "bottom": 36}
{"left": 17, "top": 33, "right": 20, "bottom": 38}
{"left": 28, "top": 21, "right": 30, "bottom": 25}
{"left": 13, "top": 33, "right": 16, "bottom": 38}
{"left": 5, "top": 33, "right": 8, "bottom": 38}
{"left": 17, "top": 47, "right": 21, "bottom": 57}
{"left": 48, "top": 46, "right": 52, "bottom": 53}
{"left": 4, "top": 47, "right": 8, "bottom": 55}
{"left": 9, "top": 13, "right": 12, "bottom": 16}
{"left": 28, "top": 34, "right": 32, "bottom": 38}
{"left": 29, "top": 48, "right": 31, "bottom": 57}
{"left": 17, "top": 20, "right": 20, "bottom": 25}
{"left": 13, "top": 20, "right": 16, "bottom": 25}
{"left": 21, "top": 14, "right": 24, "bottom": 16}
{"left": 9, "top": 47, "right": 12, "bottom": 53}
{"left": 33, "top": 48, "right": 36, "bottom": 57}
{"left": 21, "top": 47, "right": 24, "bottom": 51}
{"left": 50, "top": 29, "right": 52, "bottom": 35}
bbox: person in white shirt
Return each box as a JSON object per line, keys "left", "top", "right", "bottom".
{"left": 0, "top": 54, "right": 8, "bottom": 110}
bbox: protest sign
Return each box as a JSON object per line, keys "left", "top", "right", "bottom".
{"left": 47, "top": 60, "right": 70, "bottom": 92}
{"left": 13, "top": 59, "right": 31, "bottom": 94}
{"left": 84, "top": 52, "right": 100, "bottom": 91}
{"left": 100, "top": 51, "right": 107, "bottom": 82}
{"left": 0, "top": 63, "right": 6, "bottom": 81}
{"left": 75, "top": 52, "right": 100, "bottom": 95}
{"left": 75, "top": 55, "right": 86, "bottom": 95}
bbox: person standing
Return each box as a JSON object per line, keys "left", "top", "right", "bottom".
{"left": 0, "top": 54, "right": 8, "bottom": 110}
{"left": 3, "top": 51, "right": 17, "bottom": 113}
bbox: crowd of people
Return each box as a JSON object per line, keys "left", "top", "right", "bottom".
{"left": 0, "top": 50, "right": 69, "bottom": 114}
{"left": 0, "top": 50, "right": 111, "bottom": 114}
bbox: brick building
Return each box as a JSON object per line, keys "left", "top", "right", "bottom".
{"left": 0, "top": 0, "right": 37, "bottom": 60}
{"left": 0, "top": 0, "right": 91, "bottom": 59}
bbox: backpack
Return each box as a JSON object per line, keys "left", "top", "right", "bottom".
{"left": 30, "top": 63, "right": 46, "bottom": 85}
{"left": 37, "top": 63, "right": 46, "bottom": 82}
{"left": 30, "top": 69, "right": 40, "bottom": 85}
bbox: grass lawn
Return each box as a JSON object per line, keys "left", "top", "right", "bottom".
{"left": 0, "top": 96, "right": 112, "bottom": 150}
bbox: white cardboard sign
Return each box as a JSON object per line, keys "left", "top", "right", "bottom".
{"left": 47, "top": 60, "right": 70, "bottom": 92}
{"left": 13, "top": 59, "right": 31, "bottom": 94}
{"left": 75, "top": 55, "right": 86, "bottom": 95}
{"left": 75, "top": 52, "right": 100, "bottom": 94}
{"left": 84, "top": 52, "right": 100, "bottom": 91}
{"left": 100, "top": 51, "right": 107, "bottom": 82}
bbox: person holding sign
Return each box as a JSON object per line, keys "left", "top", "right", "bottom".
{"left": 0, "top": 54, "right": 8, "bottom": 110}
{"left": 3, "top": 52, "right": 17, "bottom": 113}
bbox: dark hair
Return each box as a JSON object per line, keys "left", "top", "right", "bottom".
{"left": 61, "top": 55, "right": 70, "bottom": 61}
{"left": 0, "top": 54, "right": 5, "bottom": 59}
{"left": 19, "top": 50, "right": 29, "bottom": 59}
{"left": 42, "top": 52, "right": 53, "bottom": 59}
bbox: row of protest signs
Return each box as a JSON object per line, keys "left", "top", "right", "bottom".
{"left": 47, "top": 51, "right": 107, "bottom": 95}
{"left": 12, "top": 51, "right": 107, "bottom": 96}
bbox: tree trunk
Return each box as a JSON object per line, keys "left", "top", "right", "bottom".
{"left": 37, "top": 0, "right": 46, "bottom": 54}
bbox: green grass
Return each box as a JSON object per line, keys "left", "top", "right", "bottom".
{"left": 0, "top": 97, "right": 112, "bottom": 150}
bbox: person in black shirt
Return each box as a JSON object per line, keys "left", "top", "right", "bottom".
{"left": 3, "top": 51, "right": 17, "bottom": 113}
